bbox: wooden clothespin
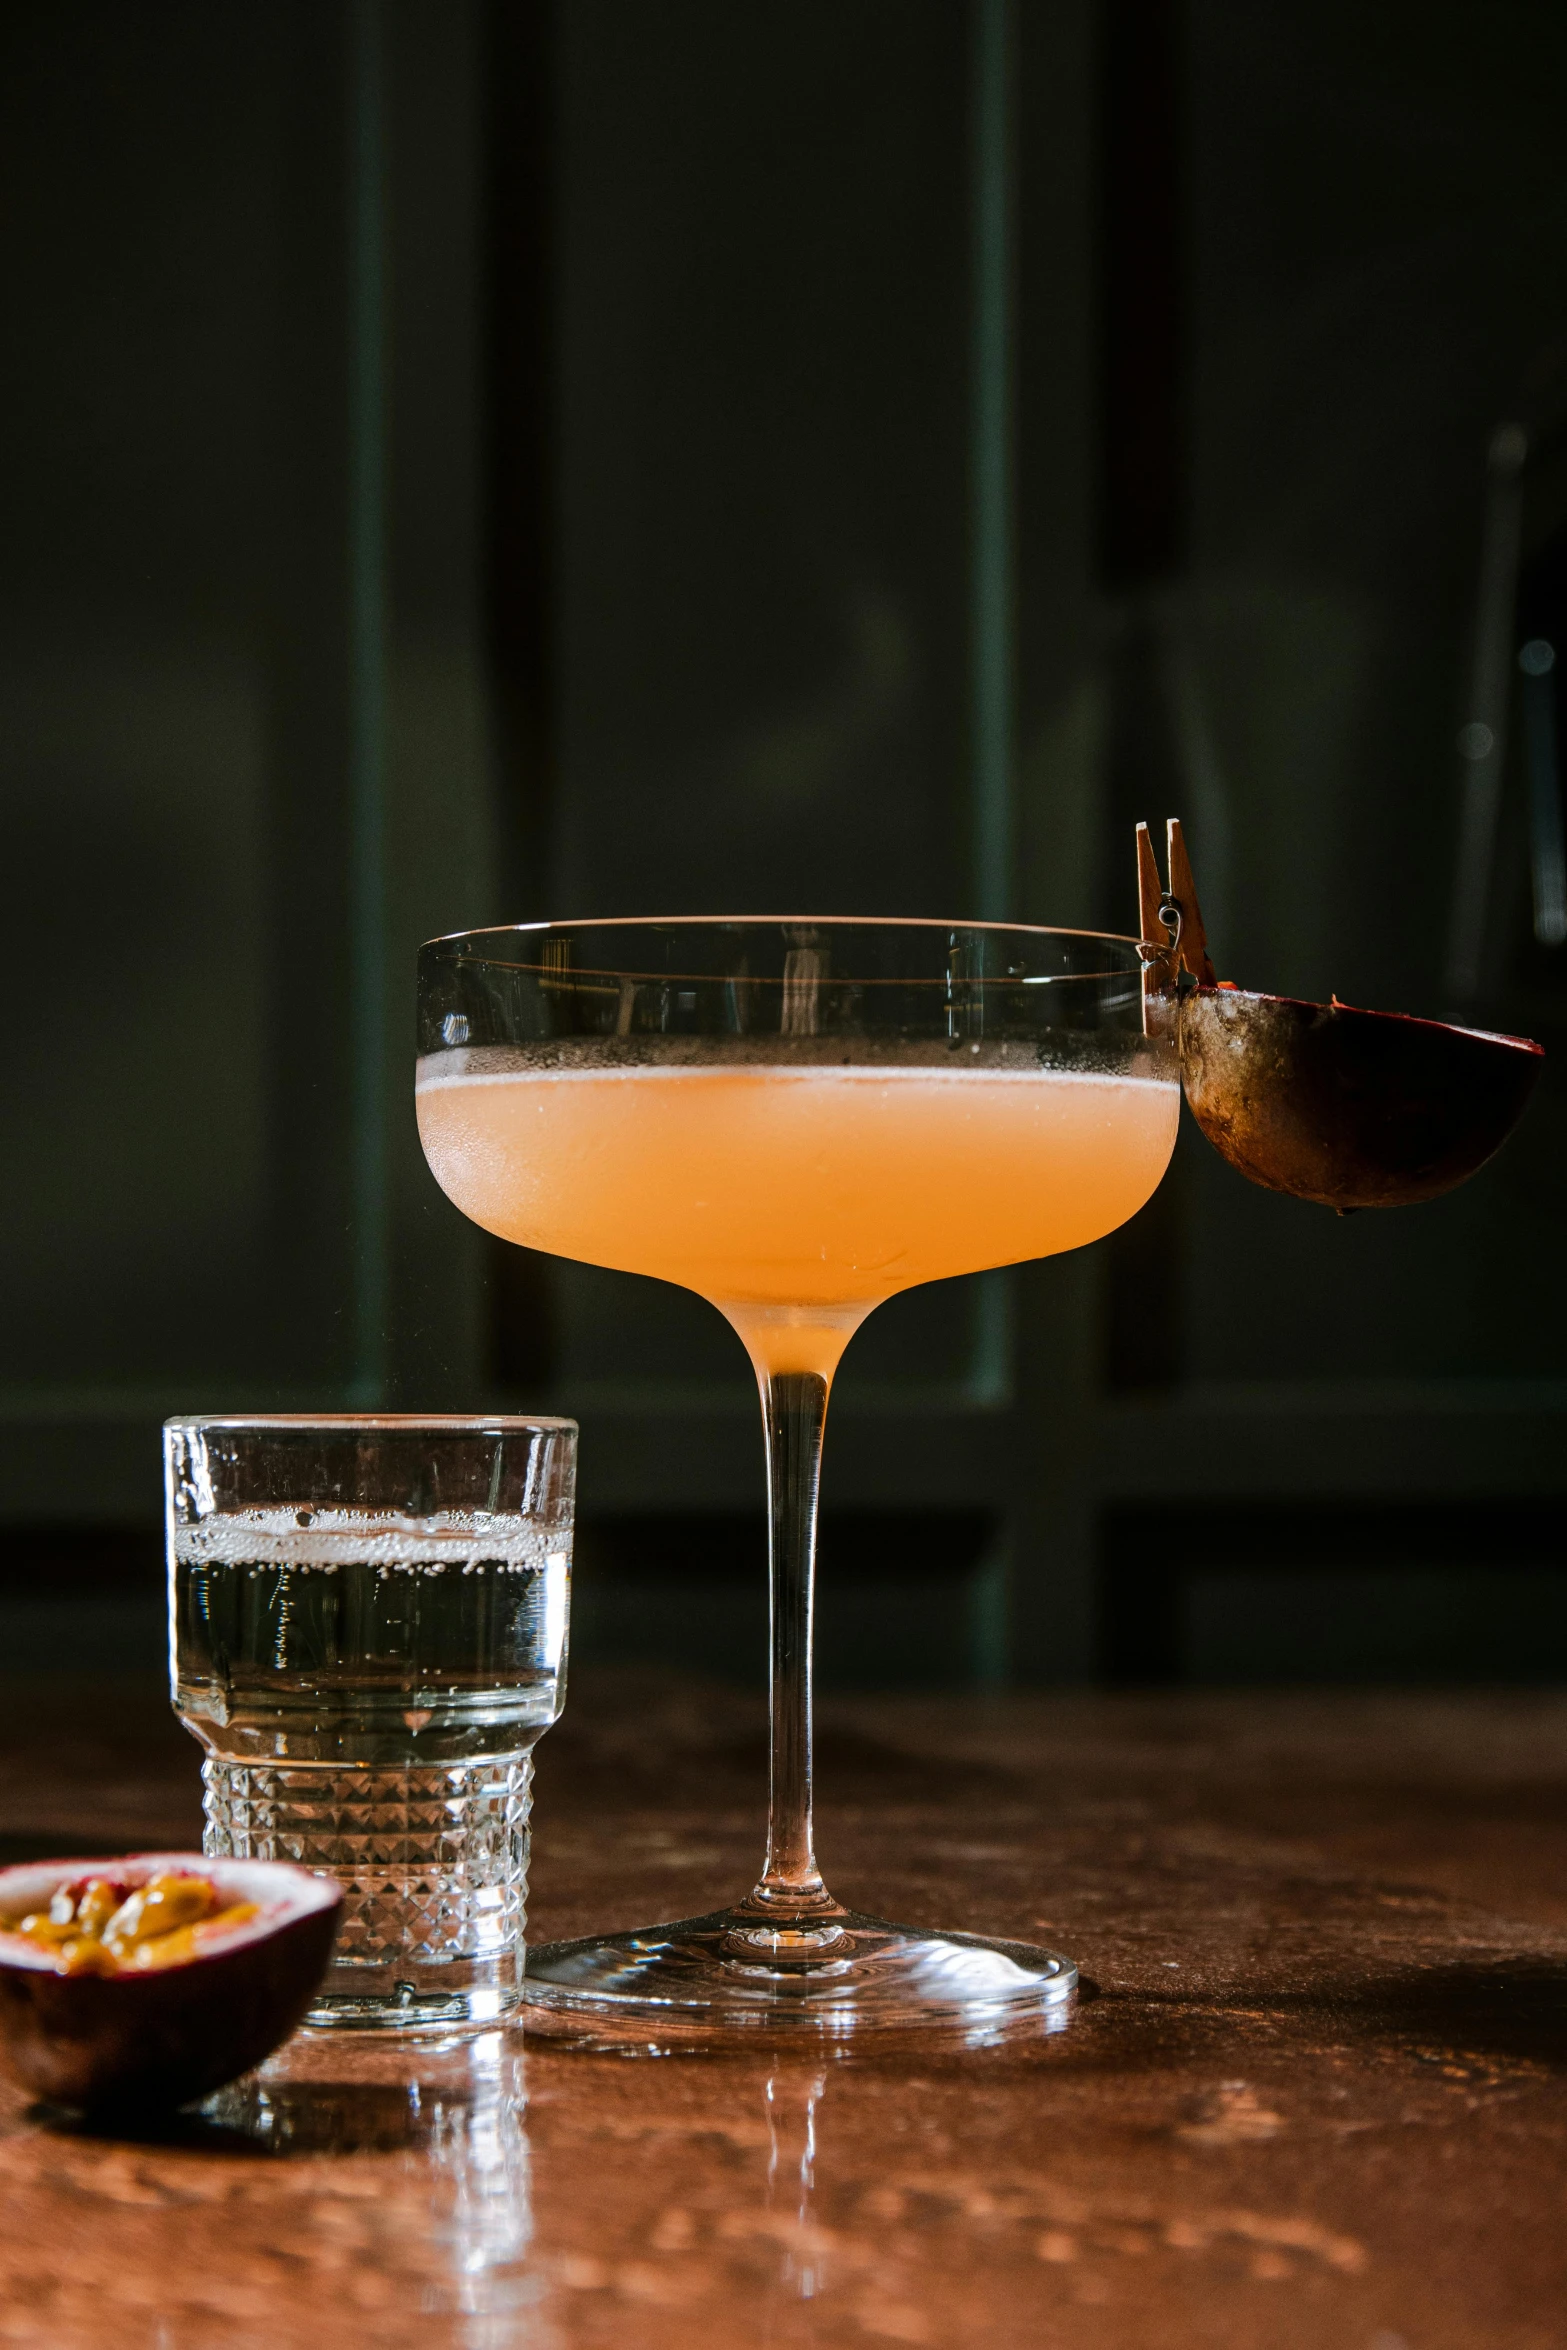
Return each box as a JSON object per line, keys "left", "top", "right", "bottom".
{"left": 1137, "top": 818, "right": 1216, "bottom": 992}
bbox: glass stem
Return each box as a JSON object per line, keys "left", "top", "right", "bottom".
{"left": 747, "top": 1367, "right": 841, "bottom": 1923}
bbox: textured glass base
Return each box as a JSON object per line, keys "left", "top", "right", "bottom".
{"left": 521, "top": 1906, "right": 1076, "bottom": 2043}
{"left": 302, "top": 1954, "right": 522, "bottom": 2034}
{"left": 202, "top": 1754, "right": 531, "bottom": 2031}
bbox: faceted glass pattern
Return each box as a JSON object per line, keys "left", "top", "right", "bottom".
{"left": 202, "top": 1756, "right": 532, "bottom": 1964}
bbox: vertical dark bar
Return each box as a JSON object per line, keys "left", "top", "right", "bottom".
{"left": 1097, "top": 0, "right": 1190, "bottom": 1410}
{"left": 348, "top": 0, "right": 389, "bottom": 1405}
{"left": 482, "top": 0, "right": 557, "bottom": 1390}
{"left": 969, "top": 0, "right": 1016, "bottom": 1412}
{"left": 484, "top": 0, "right": 555, "bottom": 906}
{"left": 1097, "top": 0, "right": 1187, "bottom": 591}
{"left": 971, "top": 0, "right": 1015, "bottom": 926}
{"left": 263, "top": 4, "right": 357, "bottom": 1395}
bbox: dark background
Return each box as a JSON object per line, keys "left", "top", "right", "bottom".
{"left": 4, "top": 0, "right": 1567, "bottom": 1688}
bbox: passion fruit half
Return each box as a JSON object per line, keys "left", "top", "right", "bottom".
{"left": 1138, "top": 818, "right": 1544, "bottom": 1211}
{"left": 0, "top": 1853, "right": 341, "bottom": 2115}
{"left": 1178, "top": 989, "right": 1544, "bottom": 1210}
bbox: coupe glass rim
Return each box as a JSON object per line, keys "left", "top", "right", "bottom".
{"left": 163, "top": 1413, "right": 578, "bottom": 1435}
{"left": 421, "top": 914, "right": 1154, "bottom": 953}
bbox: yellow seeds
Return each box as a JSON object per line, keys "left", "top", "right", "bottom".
{"left": 57, "top": 1936, "right": 117, "bottom": 1976}
{"left": 122, "top": 1927, "right": 199, "bottom": 1971}
{"left": 2, "top": 1873, "right": 246, "bottom": 1974}
{"left": 14, "top": 1913, "right": 74, "bottom": 1946}
{"left": 102, "top": 1874, "right": 216, "bottom": 1953}
{"left": 123, "top": 1903, "right": 260, "bottom": 1972}
{"left": 198, "top": 1901, "right": 260, "bottom": 1938}
{"left": 74, "top": 1879, "right": 122, "bottom": 1938}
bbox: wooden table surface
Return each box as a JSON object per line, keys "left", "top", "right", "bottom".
{"left": 3, "top": 1669, "right": 1566, "bottom": 2349}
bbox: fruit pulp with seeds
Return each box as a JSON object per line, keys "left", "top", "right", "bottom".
{"left": 173, "top": 1510, "right": 572, "bottom": 1767}
{"left": 1, "top": 1872, "right": 258, "bottom": 1974}
{"left": 415, "top": 1057, "right": 1178, "bottom": 1376}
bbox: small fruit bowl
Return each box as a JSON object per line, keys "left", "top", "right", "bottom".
{"left": 0, "top": 1853, "right": 341, "bottom": 2116}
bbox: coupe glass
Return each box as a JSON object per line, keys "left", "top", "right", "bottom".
{"left": 416, "top": 919, "right": 1178, "bottom": 2033}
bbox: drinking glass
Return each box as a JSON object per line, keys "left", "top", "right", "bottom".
{"left": 165, "top": 1414, "right": 575, "bottom": 2029}
{"left": 416, "top": 920, "right": 1177, "bottom": 2032}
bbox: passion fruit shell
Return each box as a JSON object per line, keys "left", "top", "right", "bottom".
{"left": 0, "top": 1853, "right": 341, "bottom": 2115}
{"left": 1178, "top": 989, "right": 1544, "bottom": 1210}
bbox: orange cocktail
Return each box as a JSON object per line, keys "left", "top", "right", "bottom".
{"left": 417, "top": 1059, "right": 1176, "bottom": 1375}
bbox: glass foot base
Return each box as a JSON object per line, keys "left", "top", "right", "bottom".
{"left": 305, "top": 1952, "right": 523, "bottom": 2033}
{"left": 520, "top": 1907, "right": 1076, "bottom": 2042}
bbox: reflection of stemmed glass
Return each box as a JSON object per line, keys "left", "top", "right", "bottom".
{"left": 766, "top": 2065, "right": 828, "bottom": 2300}
{"left": 417, "top": 919, "right": 1177, "bottom": 2032}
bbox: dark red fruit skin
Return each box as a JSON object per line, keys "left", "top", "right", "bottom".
{"left": 1178, "top": 990, "right": 1544, "bottom": 1210}
{"left": 0, "top": 1855, "right": 341, "bottom": 2115}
